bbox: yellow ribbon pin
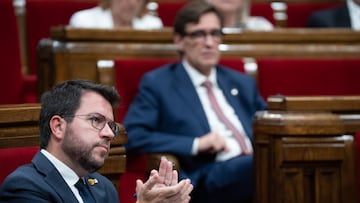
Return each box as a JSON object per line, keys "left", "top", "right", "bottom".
{"left": 87, "top": 178, "right": 98, "bottom": 185}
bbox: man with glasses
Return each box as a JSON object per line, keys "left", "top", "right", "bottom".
{"left": 123, "top": 1, "right": 266, "bottom": 203}
{"left": 0, "top": 80, "right": 193, "bottom": 203}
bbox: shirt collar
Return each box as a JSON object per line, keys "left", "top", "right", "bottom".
{"left": 41, "top": 149, "right": 80, "bottom": 186}
{"left": 182, "top": 59, "right": 218, "bottom": 88}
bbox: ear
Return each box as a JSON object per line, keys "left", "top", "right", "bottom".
{"left": 174, "top": 34, "right": 184, "bottom": 52}
{"left": 49, "top": 115, "right": 67, "bottom": 140}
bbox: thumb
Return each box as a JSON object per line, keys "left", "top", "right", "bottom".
{"left": 135, "top": 179, "right": 144, "bottom": 195}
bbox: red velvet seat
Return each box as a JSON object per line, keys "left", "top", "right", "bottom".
{"left": 257, "top": 58, "right": 360, "bottom": 100}
{"left": 25, "top": 0, "right": 97, "bottom": 74}
{"left": 0, "top": 147, "right": 39, "bottom": 184}
{"left": 250, "top": 2, "right": 275, "bottom": 25}
{"left": 114, "top": 57, "right": 245, "bottom": 203}
{"left": 157, "top": 1, "right": 186, "bottom": 27}
{"left": 0, "top": 0, "right": 37, "bottom": 104}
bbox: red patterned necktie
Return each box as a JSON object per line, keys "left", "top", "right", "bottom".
{"left": 202, "top": 80, "right": 251, "bottom": 155}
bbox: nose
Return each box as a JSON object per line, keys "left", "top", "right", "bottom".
{"left": 204, "top": 34, "right": 216, "bottom": 46}
{"left": 100, "top": 123, "right": 115, "bottom": 139}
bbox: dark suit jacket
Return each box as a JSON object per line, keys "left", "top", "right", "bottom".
{"left": 124, "top": 62, "right": 266, "bottom": 184}
{"left": 0, "top": 151, "right": 119, "bottom": 203}
{"left": 307, "top": 3, "right": 351, "bottom": 28}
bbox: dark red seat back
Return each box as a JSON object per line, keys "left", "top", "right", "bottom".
{"left": 250, "top": 2, "right": 275, "bottom": 25}
{"left": 115, "top": 58, "right": 179, "bottom": 122}
{"left": 0, "top": 0, "right": 24, "bottom": 104}
{"left": 257, "top": 58, "right": 360, "bottom": 99}
{"left": 0, "top": 147, "right": 39, "bottom": 184}
{"left": 25, "top": 0, "right": 97, "bottom": 74}
{"left": 157, "top": 1, "right": 186, "bottom": 27}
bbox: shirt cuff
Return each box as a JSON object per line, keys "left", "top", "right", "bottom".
{"left": 191, "top": 137, "right": 199, "bottom": 155}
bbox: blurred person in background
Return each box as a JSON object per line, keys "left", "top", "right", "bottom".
{"left": 69, "top": 0, "right": 163, "bottom": 29}
{"left": 123, "top": 1, "right": 266, "bottom": 203}
{"left": 307, "top": 0, "right": 360, "bottom": 30}
{"left": 207, "top": 0, "right": 273, "bottom": 30}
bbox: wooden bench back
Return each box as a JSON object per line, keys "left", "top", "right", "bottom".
{"left": 37, "top": 27, "right": 360, "bottom": 96}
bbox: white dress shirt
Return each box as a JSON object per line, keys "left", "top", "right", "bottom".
{"left": 182, "top": 60, "right": 252, "bottom": 161}
{"left": 41, "top": 149, "right": 84, "bottom": 203}
{"left": 69, "top": 6, "right": 163, "bottom": 29}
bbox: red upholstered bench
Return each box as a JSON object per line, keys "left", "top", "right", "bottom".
{"left": 256, "top": 58, "right": 360, "bottom": 100}
{"left": 0, "top": 0, "right": 37, "bottom": 104}
{"left": 0, "top": 147, "right": 39, "bottom": 184}
{"left": 25, "top": 0, "right": 97, "bottom": 75}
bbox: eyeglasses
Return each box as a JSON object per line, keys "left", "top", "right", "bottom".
{"left": 63, "top": 113, "right": 123, "bottom": 138}
{"left": 183, "top": 29, "right": 223, "bottom": 43}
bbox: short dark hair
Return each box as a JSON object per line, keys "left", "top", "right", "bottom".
{"left": 39, "top": 80, "right": 121, "bottom": 148}
{"left": 173, "top": 0, "right": 224, "bottom": 36}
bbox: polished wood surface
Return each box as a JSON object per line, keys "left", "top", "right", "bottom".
{"left": 37, "top": 27, "right": 360, "bottom": 96}
{"left": 254, "top": 96, "right": 360, "bottom": 203}
{"left": 0, "top": 104, "right": 127, "bottom": 187}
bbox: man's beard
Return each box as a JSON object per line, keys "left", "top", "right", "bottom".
{"left": 62, "top": 127, "right": 107, "bottom": 173}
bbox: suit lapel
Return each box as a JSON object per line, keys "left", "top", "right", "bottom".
{"left": 171, "top": 63, "right": 210, "bottom": 131}
{"left": 32, "top": 152, "right": 82, "bottom": 203}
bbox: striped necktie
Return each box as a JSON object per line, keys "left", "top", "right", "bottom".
{"left": 202, "top": 80, "right": 251, "bottom": 155}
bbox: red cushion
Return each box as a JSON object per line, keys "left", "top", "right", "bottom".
{"left": 251, "top": 2, "right": 275, "bottom": 25}
{"left": 25, "top": 0, "right": 97, "bottom": 74}
{"left": 115, "top": 58, "right": 179, "bottom": 121}
{"left": 219, "top": 58, "right": 245, "bottom": 73}
{"left": 0, "top": 147, "right": 39, "bottom": 184}
{"left": 257, "top": 58, "right": 360, "bottom": 99}
{"left": 157, "top": 2, "right": 186, "bottom": 27}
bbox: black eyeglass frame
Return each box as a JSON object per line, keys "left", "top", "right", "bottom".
{"left": 182, "top": 29, "right": 224, "bottom": 42}
{"left": 62, "top": 113, "right": 120, "bottom": 138}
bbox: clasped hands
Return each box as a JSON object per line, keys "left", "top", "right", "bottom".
{"left": 135, "top": 157, "right": 193, "bottom": 203}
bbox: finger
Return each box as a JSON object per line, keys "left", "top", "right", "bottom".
{"left": 143, "top": 173, "right": 160, "bottom": 190}
{"left": 135, "top": 179, "right": 144, "bottom": 195}
{"left": 149, "top": 169, "right": 158, "bottom": 177}
{"left": 175, "top": 179, "right": 193, "bottom": 203}
{"left": 170, "top": 170, "right": 178, "bottom": 186}
{"left": 163, "top": 160, "right": 173, "bottom": 186}
{"left": 158, "top": 156, "right": 168, "bottom": 183}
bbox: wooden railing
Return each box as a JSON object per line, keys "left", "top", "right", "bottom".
{"left": 37, "top": 26, "right": 360, "bottom": 96}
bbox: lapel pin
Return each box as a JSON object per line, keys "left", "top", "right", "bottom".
{"left": 88, "top": 178, "right": 98, "bottom": 186}
{"left": 231, "top": 88, "right": 238, "bottom": 96}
